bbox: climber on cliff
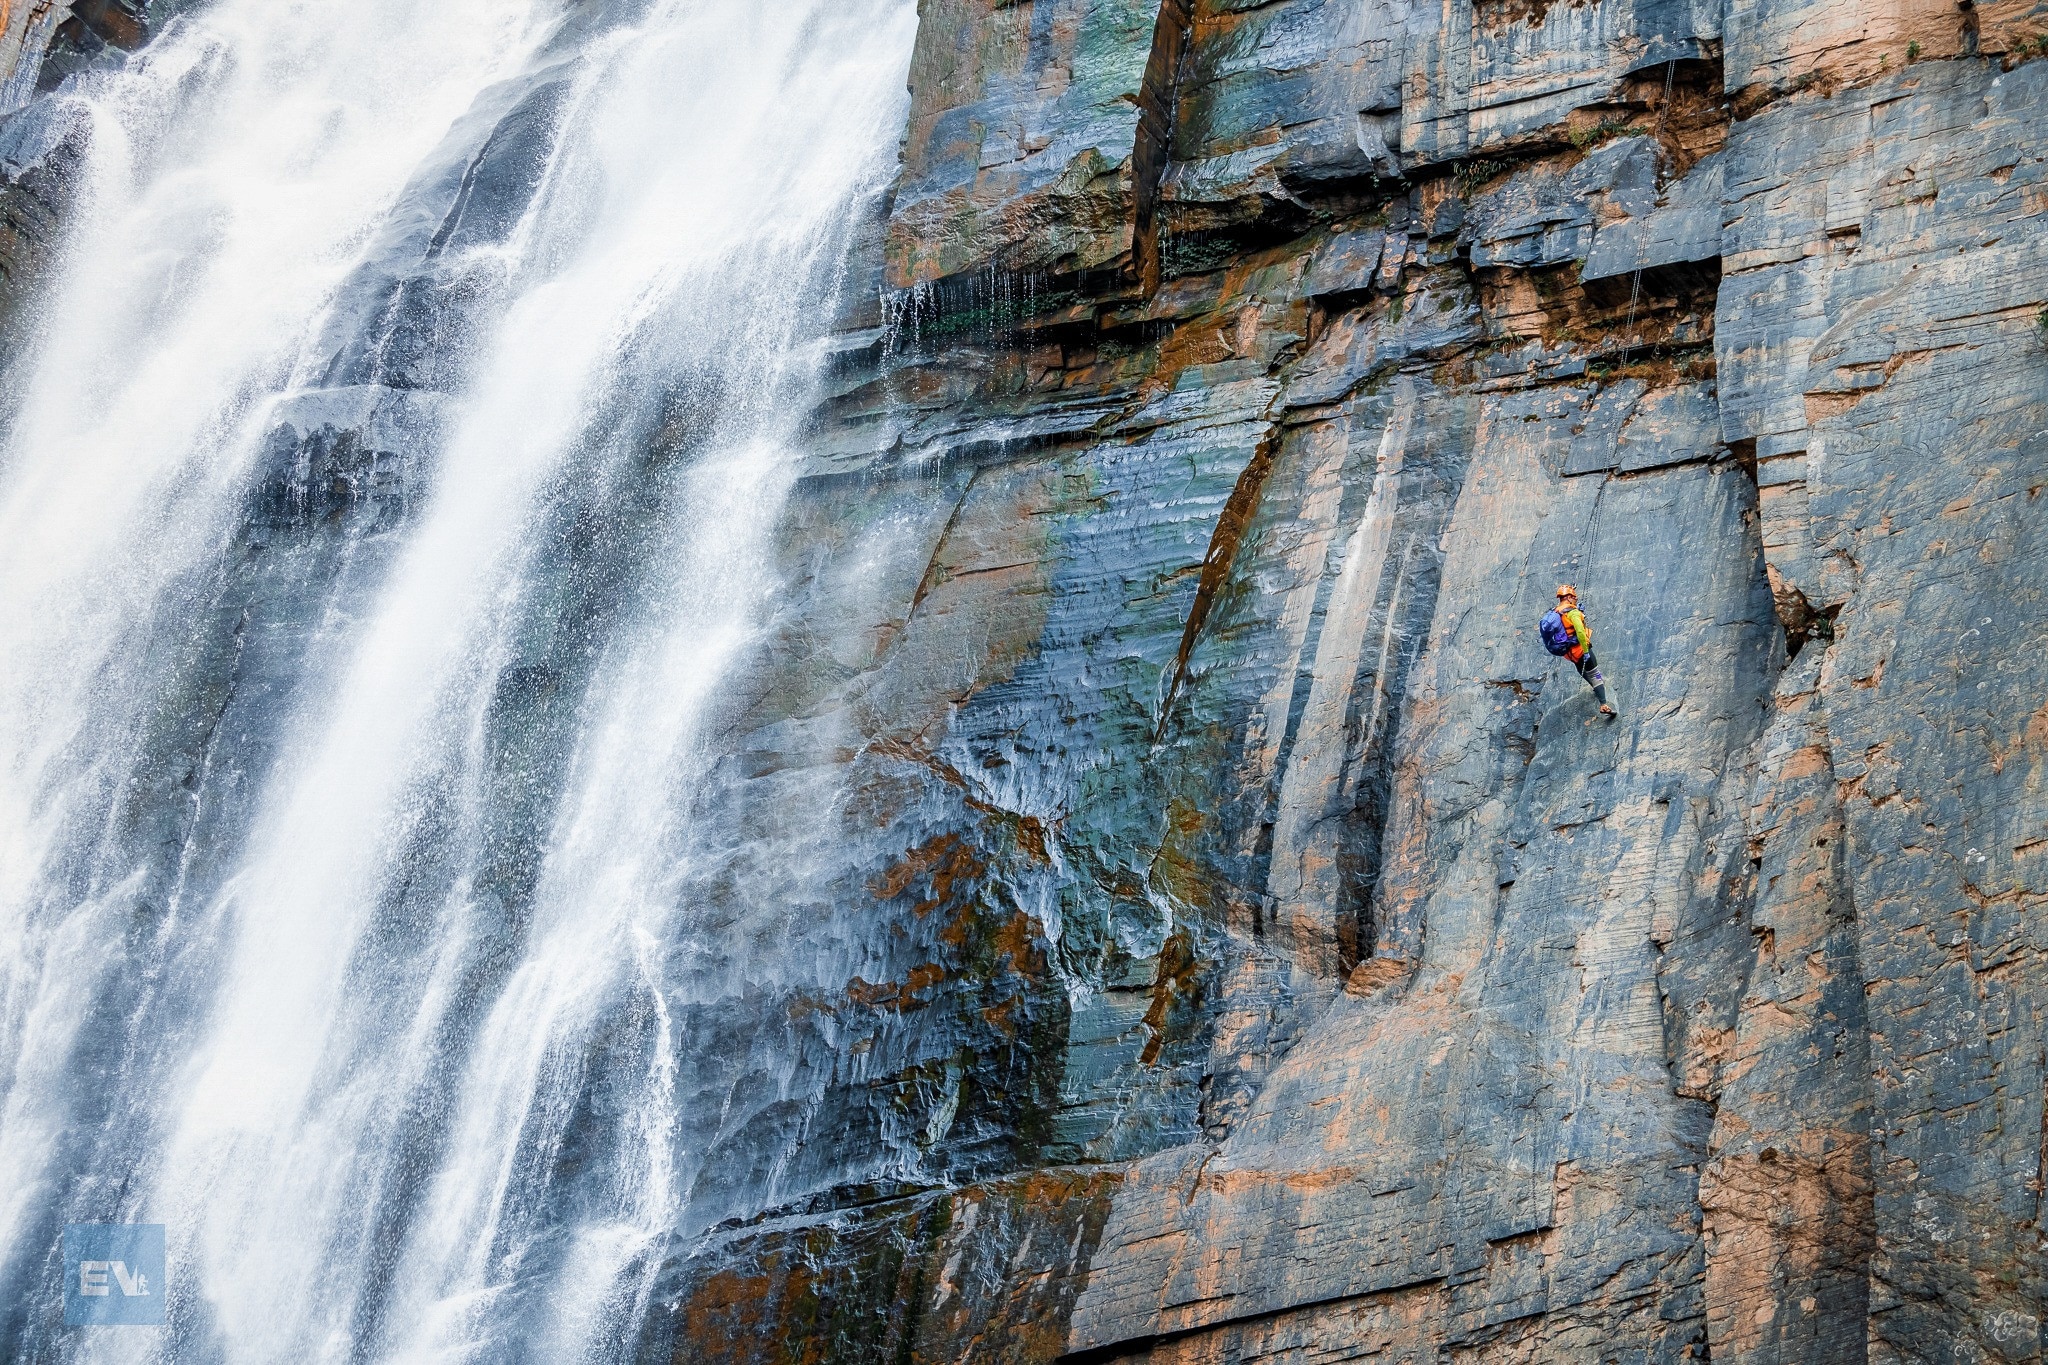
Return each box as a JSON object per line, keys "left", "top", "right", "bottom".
{"left": 1540, "top": 585, "right": 1616, "bottom": 719}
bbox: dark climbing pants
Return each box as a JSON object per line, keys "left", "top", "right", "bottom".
{"left": 1575, "top": 649, "right": 1610, "bottom": 707}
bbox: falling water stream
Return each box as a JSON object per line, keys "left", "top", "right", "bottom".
{"left": 0, "top": 0, "right": 917, "bottom": 1357}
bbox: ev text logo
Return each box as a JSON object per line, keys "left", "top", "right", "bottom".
{"left": 63, "top": 1224, "right": 165, "bottom": 1327}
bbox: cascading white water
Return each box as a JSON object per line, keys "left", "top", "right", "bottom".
{"left": 0, "top": 0, "right": 917, "bottom": 1357}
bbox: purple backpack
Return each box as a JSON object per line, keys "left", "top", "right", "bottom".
{"left": 1539, "top": 609, "right": 1576, "bottom": 656}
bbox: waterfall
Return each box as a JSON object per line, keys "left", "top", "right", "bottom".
{"left": 0, "top": 0, "right": 917, "bottom": 1357}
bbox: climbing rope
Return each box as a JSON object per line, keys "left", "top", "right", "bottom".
{"left": 1571, "top": 459, "right": 1613, "bottom": 582}
{"left": 1622, "top": 58, "right": 1679, "bottom": 351}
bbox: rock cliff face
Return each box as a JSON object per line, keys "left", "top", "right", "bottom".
{"left": 4, "top": 0, "right": 2045, "bottom": 1360}
{"left": 0, "top": 0, "right": 155, "bottom": 342}
{"left": 635, "top": 1, "right": 2048, "bottom": 1360}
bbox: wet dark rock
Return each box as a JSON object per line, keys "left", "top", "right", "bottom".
{"left": 0, "top": 94, "right": 83, "bottom": 350}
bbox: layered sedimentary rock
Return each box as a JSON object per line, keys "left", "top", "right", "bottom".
{"left": 642, "top": 1, "right": 2048, "bottom": 1361}
{"left": 5, "top": 0, "right": 2045, "bottom": 1360}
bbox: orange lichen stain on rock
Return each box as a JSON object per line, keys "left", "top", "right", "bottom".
{"left": 987, "top": 907, "right": 1048, "bottom": 975}
{"left": 868, "top": 831, "right": 986, "bottom": 916}
{"left": 867, "top": 739, "right": 1059, "bottom": 866}
{"left": 1673, "top": 1022, "right": 1735, "bottom": 1101}
{"left": 1701, "top": 1131, "right": 1873, "bottom": 1360}
{"left": 1345, "top": 953, "right": 1415, "bottom": 998}
{"left": 1150, "top": 794, "right": 1226, "bottom": 921}
{"left": 1776, "top": 741, "right": 1834, "bottom": 783}
{"left": 846, "top": 961, "right": 948, "bottom": 1013}
{"left": 678, "top": 1259, "right": 814, "bottom": 1365}
{"left": 979, "top": 993, "right": 1021, "bottom": 1036}
{"left": 902, "top": 1166, "right": 1126, "bottom": 1363}
{"left": 1199, "top": 1161, "right": 1369, "bottom": 1203}
{"left": 2025, "top": 698, "right": 2048, "bottom": 749}
{"left": 1148, "top": 313, "right": 1238, "bottom": 390}
{"left": 1131, "top": 1267, "right": 1451, "bottom": 1362}
{"left": 1014, "top": 812, "right": 1051, "bottom": 863}
{"left": 1139, "top": 927, "right": 1201, "bottom": 1065}
{"left": 783, "top": 990, "right": 834, "bottom": 1023}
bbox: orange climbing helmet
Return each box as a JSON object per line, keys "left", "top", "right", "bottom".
{"left": 1555, "top": 583, "right": 1577, "bottom": 601}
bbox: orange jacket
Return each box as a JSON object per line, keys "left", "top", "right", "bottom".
{"left": 1560, "top": 606, "right": 1591, "bottom": 661}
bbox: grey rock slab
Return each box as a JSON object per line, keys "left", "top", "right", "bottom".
{"left": 1805, "top": 263, "right": 2048, "bottom": 1365}
{"left": 1167, "top": 0, "right": 1411, "bottom": 198}
{"left": 1701, "top": 650, "right": 1874, "bottom": 1364}
{"left": 886, "top": 0, "right": 1163, "bottom": 286}
{"left": 1716, "top": 52, "right": 2048, "bottom": 1361}
{"left": 1461, "top": 0, "right": 1718, "bottom": 153}
{"left": 1070, "top": 415, "right": 1780, "bottom": 1357}
{"left": 1467, "top": 135, "right": 1656, "bottom": 273}
{"left": 1583, "top": 149, "right": 1725, "bottom": 284}
{"left": 1559, "top": 378, "right": 1649, "bottom": 476}
{"left": 1615, "top": 379, "right": 1723, "bottom": 472}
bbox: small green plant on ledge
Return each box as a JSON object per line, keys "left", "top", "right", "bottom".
{"left": 1568, "top": 119, "right": 1646, "bottom": 150}
{"left": 1908, "top": 40, "right": 1922, "bottom": 60}
{"left": 1457, "top": 157, "right": 1513, "bottom": 191}
{"left": 2036, "top": 305, "right": 2048, "bottom": 337}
